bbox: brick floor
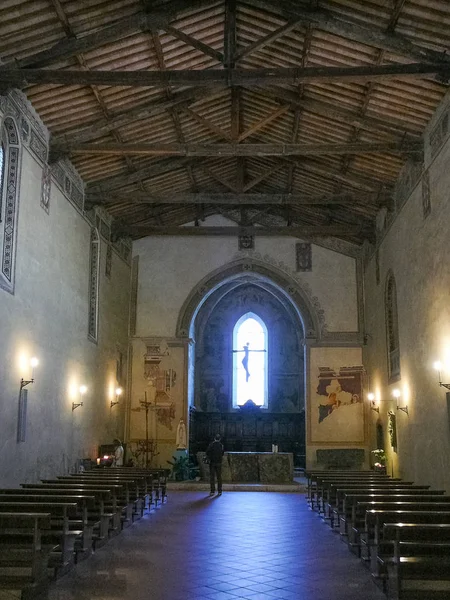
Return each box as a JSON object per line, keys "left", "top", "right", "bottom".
{"left": 48, "top": 491, "right": 386, "bottom": 600}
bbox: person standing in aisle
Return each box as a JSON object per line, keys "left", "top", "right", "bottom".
{"left": 206, "top": 433, "right": 224, "bottom": 496}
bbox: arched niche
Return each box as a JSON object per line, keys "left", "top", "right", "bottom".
{"left": 176, "top": 257, "right": 323, "bottom": 342}
{"left": 178, "top": 257, "right": 324, "bottom": 464}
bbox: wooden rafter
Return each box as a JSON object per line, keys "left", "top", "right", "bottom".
{"left": 127, "top": 225, "right": 361, "bottom": 237}
{"left": 1, "top": 63, "right": 448, "bottom": 87}
{"left": 248, "top": 0, "right": 450, "bottom": 65}
{"left": 234, "top": 19, "right": 302, "bottom": 61}
{"left": 164, "top": 25, "right": 223, "bottom": 63}
{"left": 178, "top": 106, "right": 232, "bottom": 141}
{"left": 0, "top": 1, "right": 206, "bottom": 70}
{"left": 52, "top": 140, "right": 424, "bottom": 157}
{"left": 86, "top": 191, "right": 384, "bottom": 206}
{"left": 251, "top": 86, "right": 422, "bottom": 138}
{"left": 51, "top": 88, "right": 209, "bottom": 146}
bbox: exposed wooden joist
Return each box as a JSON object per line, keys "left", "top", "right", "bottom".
{"left": 52, "top": 140, "right": 423, "bottom": 157}
{"left": 252, "top": 86, "right": 422, "bottom": 138}
{"left": 248, "top": 0, "right": 450, "bottom": 65}
{"left": 178, "top": 106, "right": 233, "bottom": 140}
{"left": 237, "top": 105, "right": 290, "bottom": 142}
{"left": 243, "top": 163, "right": 286, "bottom": 192}
{"left": 87, "top": 158, "right": 194, "bottom": 193}
{"left": 1, "top": 63, "right": 448, "bottom": 87}
{"left": 51, "top": 88, "right": 210, "bottom": 146}
{"left": 87, "top": 191, "right": 381, "bottom": 206}
{"left": 234, "top": 19, "right": 302, "bottom": 61}
{"left": 0, "top": 1, "right": 206, "bottom": 70}
{"left": 164, "top": 25, "right": 224, "bottom": 63}
{"left": 128, "top": 225, "right": 361, "bottom": 237}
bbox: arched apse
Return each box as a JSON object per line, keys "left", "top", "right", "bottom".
{"left": 178, "top": 257, "right": 325, "bottom": 465}
{"left": 176, "top": 257, "right": 324, "bottom": 342}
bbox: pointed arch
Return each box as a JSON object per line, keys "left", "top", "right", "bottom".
{"left": 176, "top": 257, "right": 322, "bottom": 341}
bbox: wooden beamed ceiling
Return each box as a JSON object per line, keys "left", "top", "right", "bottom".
{"left": 1, "top": 0, "right": 449, "bottom": 246}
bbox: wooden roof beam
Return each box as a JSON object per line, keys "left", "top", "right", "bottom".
{"left": 127, "top": 225, "right": 361, "bottom": 237}
{"left": 0, "top": 1, "right": 207, "bottom": 70}
{"left": 249, "top": 0, "right": 450, "bottom": 66}
{"left": 51, "top": 88, "right": 210, "bottom": 146}
{"left": 164, "top": 25, "right": 223, "bottom": 63}
{"left": 1, "top": 63, "right": 448, "bottom": 87}
{"left": 51, "top": 140, "right": 424, "bottom": 158}
{"left": 86, "top": 191, "right": 384, "bottom": 206}
{"left": 87, "top": 157, "right": 194, "bottom": 193}
{"left": 234, "top": 19, "right": 302, "bottom": 61}
{"left": 252, "top": 86, "right": 421, "bottom": 138}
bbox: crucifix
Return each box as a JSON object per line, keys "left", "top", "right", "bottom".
{"left": 233, "top": 342, "right": 266, "bottom": 381}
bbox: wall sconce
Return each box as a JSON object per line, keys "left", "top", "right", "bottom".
{"left": 20, "top": 357, "right": 39, "bottom": 390}
{"left": 110, "top": 387, "right": 123, "bottom": 408}
{"left": 392, "top": 388, "right": 409, "bottom": 415}
{"left": 72, "top": 385, "right": 87, "bottom": 411}
{"left": 367, "top": 392, "right": 379, "bottom": 413}
{"left": 434, "top": 361, "right": 450, "bottom": 391}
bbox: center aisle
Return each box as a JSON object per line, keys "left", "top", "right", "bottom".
{"left": 48, "top": 491, "right": 386, "bottom": 600}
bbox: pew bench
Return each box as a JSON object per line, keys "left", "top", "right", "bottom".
{"left": 0, "top": 497, "right": 92, "bottom": 573}
{"left": 327, "top": 484, "right": 424, "bottom": 527}
{"left": 339, "top": 493, "right": 449, "bottom": 545}
{"left": 19, "top": 485, "right": 115, "bottom": 546}
{"left": 0, "top": 512, "right": 52, "bottom": 600}
{"left": 361, "top": 509, "right": 450, "bottom": 574}
{"left": 380, "top": 523, "right": 450, "bottom": 599}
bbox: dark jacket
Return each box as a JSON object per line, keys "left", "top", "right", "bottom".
{"left": 206, "top": 440, "right": 224, "bottom": 465}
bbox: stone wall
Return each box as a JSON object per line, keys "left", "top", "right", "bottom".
{"left": 363, "top": 88, "right": 450, "bottom": 492}
{"left": 0, "top": 93, "right": 131, "bottom": 486}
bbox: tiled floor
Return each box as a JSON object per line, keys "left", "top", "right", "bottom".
{"left": 48, "top": 491, "right": 387, "bottom": 600}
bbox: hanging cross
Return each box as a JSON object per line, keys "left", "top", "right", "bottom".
{"left": 233, "top": 342, "right": 266, "bottom": 382}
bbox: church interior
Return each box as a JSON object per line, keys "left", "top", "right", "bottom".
{"left": 1, "top": 0, "right": 450, "bottom": 598}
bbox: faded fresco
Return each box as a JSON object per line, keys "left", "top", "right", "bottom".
{"left": 309, "top": 348, "right": 365, "bottom": 444}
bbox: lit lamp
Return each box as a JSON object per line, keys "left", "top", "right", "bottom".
{"left": 434, "top": 361, "right": 450, "bottom": 390}
{"left": 72, "top": 385, "right": 87, "bottom": 411}
{"left": 20, "top": 357, "right": 39, "bottom": 390}
{"left": 110, "top": 387, "right": 123, "bottom": 408}
{"left": 393, "top": 388, "right": 408, "bottom": 415}
{"left": 368, "top": 392, "right": 379, "bottom": 413}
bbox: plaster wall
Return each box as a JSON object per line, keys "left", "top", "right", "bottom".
{"left": 133, "top": 215, "right": 359, "bottom": 337}
{"left": 364, "top": 108, "right": 450, "bottom": 491}
{"left": 132, "top": 222, "right": 362, "bottom": 462}
{"left": 0, "top": 144, "right": 131, "bottom": 486}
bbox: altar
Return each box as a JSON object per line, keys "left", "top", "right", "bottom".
{"left": 198, "top": 451, "right": 294, "bottom": 484}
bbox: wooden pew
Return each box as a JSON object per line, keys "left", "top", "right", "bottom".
{"left": 381, "top": 523, "right": 450, "bottom": 599}
{"left": 340, "top": 493, "right": 449, "bottom": 544}
{"left": 58, "top": 475, "right": 144, "bottom": 526}
{"left": 362, "top": 509, "right": 450, "bottom": 574}
{"left": 73, "top": 472, "right": 150, "bottom": 516}
{"left": 328, "top": 485, "right": 429, "bottom": 528}
{"left": 0, "top": 512, "right": 52, "bottom": 600}
{"left": 105, "top": 467, "right": 169, "bottom": 504}
{"left": 309, "top": 475, "right": 398, "bottom": 512}
{"left": 34, "top": 482, "right": 123, "bottom": 539}
{"left": 325, "top": 483, "right": 422, "bottom": 523}
{"left": 0, "top": 501, "right": 79, "bottom": 575}
{"left": 0, "top": 494, "right": 97, "bottom": 564}
{"left": 305, "top": 471, "right": 388, "bottom": 506}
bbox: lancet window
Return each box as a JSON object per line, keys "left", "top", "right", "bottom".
{"left": 232, "top": 312, "right": 268, "bottom": 408}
